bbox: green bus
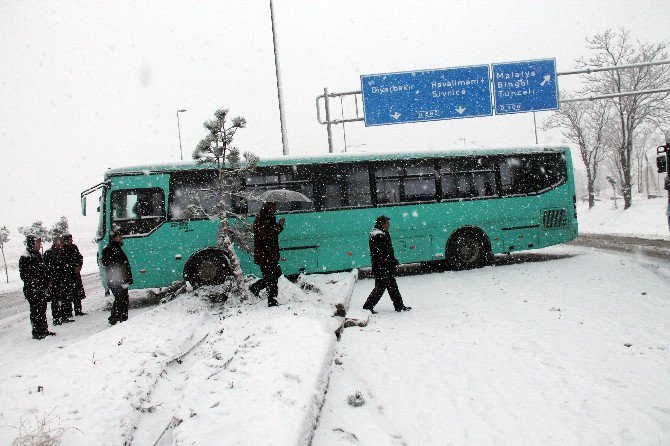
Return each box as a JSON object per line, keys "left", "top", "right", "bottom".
{"left": 81, "top": 146, "right": 578, "bottom": 289}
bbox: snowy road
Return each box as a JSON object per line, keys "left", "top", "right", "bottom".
{"left": 0, "top": 272, "right": 103, "bottom": 321}
{"left": 314, "top": 244, "right": 670, "bottom": 445}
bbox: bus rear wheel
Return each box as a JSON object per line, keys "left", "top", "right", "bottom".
{"left": 188, "top": 253, "right": 230, "bottom": 287}
{"left": 446, "top": 231, "right": 491, "bottom": 270}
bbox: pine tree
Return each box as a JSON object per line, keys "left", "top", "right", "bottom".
{"left": 49, "top": 216, "right": 69, "bottom": 239}
{"left": 0, "top": 226, "right": 9, "bottom": 283}
{"left": 18, "top": 221, "right": 50, "bottom": 244}
{"left": 192, "top": 108, "right": 259, "bottom": 297}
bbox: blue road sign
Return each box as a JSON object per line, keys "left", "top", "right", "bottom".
{"left": 360, "top": 65, "right": 492, "bottom": 126}
{"left": 492, "top": 58, "right": 558, "bottom": 115}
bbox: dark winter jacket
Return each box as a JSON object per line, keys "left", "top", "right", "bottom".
{"left": 369, "top": 228, "right": 399, "bottom": 279}
{"left": 19, "top": 250, "right": 49, "bottom": 300}
{"left": 101, "top": 240, "right": 133, "bottom": 287}
{"left": 62, "top": 243, "right": 84, "bottom": 278}
{"left": 44, "top": 247, "right": 70, "bottom": 292}
{"left": 253, "top": 214, "right": 284, "bottom": 267}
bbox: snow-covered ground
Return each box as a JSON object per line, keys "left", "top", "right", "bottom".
{"left": 1, "top": 196, "right": 668, "bottom": 445}
{"left": 314, "top": 246, "right": 670, "bottom": 445}
{"left": 0, "top": 273, "right": 357, "bottom": 445}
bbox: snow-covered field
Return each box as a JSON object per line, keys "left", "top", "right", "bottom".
{"left": 0, "top": 196, "right": 668, "bottom": 445}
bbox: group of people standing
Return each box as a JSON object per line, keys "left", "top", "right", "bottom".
{"left": 19, "top": 233, "right": 86, "bottom": 340}
{"left": 250, "top": 202, "right": 411, "bottom": 314}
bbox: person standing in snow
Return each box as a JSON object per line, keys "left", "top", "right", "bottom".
{"left": 19, "top": 235, "right": 56, "bottom": 339}
{"left": 44, "top": 236, "right": 74, "bottom": 325}
{"left": 62, "top": 233, "right": 86, "bottom": 316}
{"left": 363, "top": 215, "right": 411, "bottom": 314}
{"left": 663, "top": 176, "right": 670, "bottom": 233}
{"left": 101, "top": 230, "right": 133, "bottom": 325}
{"left": 249, "top": 202, "right": 285, "bottom": 307}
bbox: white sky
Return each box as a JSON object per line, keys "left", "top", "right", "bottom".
{"left": 1, "top": 0, "right": 669, "bottom": 234}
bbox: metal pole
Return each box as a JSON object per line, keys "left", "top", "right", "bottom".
{"left": 177, "top": 109, "right": 186, "bottom": 161}
{"left": 340, "top": 96, "right": 348, "bottom": 152}
{"left": 533, "top": 112, "right": 538, "bottom": 144}
{"left": 270, "top": 0, "right": 289, "bottom": 155}
{"left": 324, "top": 88, "right": 334, "bottom": 153}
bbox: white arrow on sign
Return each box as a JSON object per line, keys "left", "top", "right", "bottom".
{"left": 455, "top": 106, "right": 466, "bottom": 115}
{"left": 540, "top": 74, "right": 551, "bottom": 86}
{"left": 390, "top": 112, "right": 402, "bottom": 120}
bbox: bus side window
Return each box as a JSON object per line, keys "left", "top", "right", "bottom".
{"left": 316, "top": 164, "right": 372, "bottom": 210}
{"left": 499, "top": 154, "right": 566, "bottom": 195}
{"left": 111, "top": 188, "right": 165, "bottom": 235}
{"left": 169, "top": 171, "right": 219, "bottom": 220}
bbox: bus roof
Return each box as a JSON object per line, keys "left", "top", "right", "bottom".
{"left": 104, "top": 145, "right": 569, "bottom": 179}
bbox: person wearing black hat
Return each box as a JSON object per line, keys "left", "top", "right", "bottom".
{"left": 101, "top": 230, "right": 133, "bottom": 324}
{"left": 249, "top": 202, "right": 285, "bottom": 307}
{"left": 62, "top": 233, "right": 86, "bottom": 316}
{"left": 19, "top": 235, "right": 56, "bottom": 339}
{"left": 363, "top": 215, "right": 411, "bottom": 314}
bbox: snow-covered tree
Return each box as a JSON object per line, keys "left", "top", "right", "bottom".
{"left": 192, "top": 108, "right": 259, "bottom": 297}
{"left": 18, "top": 221, "right": 50, "bottom": 243}
{"left": 577, "top": 28, "right": 670, "bottom": 209}
{"left": 543, "top": 91, "right": 611, "bottom": 208}
{"left": 49, "top": 216, "right": 69, "bottom": 239}
{"left": 0, "top": 226, "right": 9, "bottom": 283}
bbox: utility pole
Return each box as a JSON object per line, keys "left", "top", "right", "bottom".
{"left": 270, "top": 0, "right": 289, "bottom": 155}
{"left": 177, "top": 109, "right": 187, "bottom": 161}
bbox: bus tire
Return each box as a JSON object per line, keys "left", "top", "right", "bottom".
{"left": 187, "top": 252, "right": 230, "bottom": 287}
{"left": 446, "top": 229, "right": 491, "bottom": 270}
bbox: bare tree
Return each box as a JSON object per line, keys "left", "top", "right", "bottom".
{"left": 543, "top": 91, "right": 611, "bottom": 208}
{"left": 577, "top": 28, "right": 670, "bottom": 209}
{"left": 192, "top": 108, "right": 259, "bottom": 297}
{"left": 0, "top": 226, "right": 9, "bottom": 283}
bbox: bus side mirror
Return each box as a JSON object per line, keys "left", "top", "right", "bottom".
{"left": 81, "top": 195, "right": 87, "bottom": 216}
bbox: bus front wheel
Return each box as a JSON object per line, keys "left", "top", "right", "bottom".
{"left": 188, "top": 253, "right": 230, "bottom": 287}
{"left": 446, "top": 231, "right": 491, "bottom": 270}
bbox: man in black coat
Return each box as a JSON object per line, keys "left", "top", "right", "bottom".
{"left": 19, "top": 235, "right": 56, "bottom": 339}
{"left": 62, "top": 233, "right": 86, "bottom": 316}
{"left": 249, "top": 202, "right": 285, "bottom": 307}
{"left": 44, "top": 236, "right": 74, "bottom": 325}
{"left": 362, "top": 215, "right": 411, "bottom": 314}
{"left": 101, "top": 230, "right": 133, "bottom": 325}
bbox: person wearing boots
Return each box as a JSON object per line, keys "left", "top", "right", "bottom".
{"left": 249, "top": 202, "right": 285, "bottom": 307}
{"left": 62, "top": 233, "right": 86, "bottom": 316}
{"left": 363, "top": 215, "right": 412, "bottom": 314}
{"left": 19, "top": 235, "right": 56, "bottom": 339}
{"left": 44, "top": 236, "right": 74, "bottom": 325}
{"left": 101, "top": 230, "right": 133, "bottom": 324}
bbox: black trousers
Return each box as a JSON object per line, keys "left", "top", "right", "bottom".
{"left": 50, "top": 288, "right": 70, "bottom": 322}
{"left": 109, "top": 285, "right": 129, "bottom": 322}
{"left": 363, "top": 276, "right": 405, "bottom": 311}
{"left": 26, "top": 292, "right": 49, "bottom": 336}
{"left": 250, "top": 263, "right": 282, "bottom": 301}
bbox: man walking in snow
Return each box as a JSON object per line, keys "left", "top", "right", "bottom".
{"left": 363, "top": 215, "right": 411, "bottom": 314}
{"left": 101, "top": 230, "right": 133, "bottom": 325}
{"left": 19, "top": 235, "right": 56, "bottom": 339}
{"left": 249, "top": 202, "right": 285, "bottom": 307}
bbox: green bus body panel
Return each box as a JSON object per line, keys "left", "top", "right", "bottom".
{"left": 95, "top": 146, "right": 578, "bottom": 289}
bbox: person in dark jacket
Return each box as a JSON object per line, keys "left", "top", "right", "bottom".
{"left": 62, "top": 233, "right": 86, "bottom": 316}
{"left": 19, "top": 235, "right": 56, "bottom": 339}
{"left": 363, "top": 215, "right": 411, "bottom": 314}
{"left": 101, "top": 230, "right": 133, "bottom": 324}
{"left": 249, "top": 202, "right": 285, "bottom": 307}
{"left": 44, "top": 236, "right": 74, "bottom": 325}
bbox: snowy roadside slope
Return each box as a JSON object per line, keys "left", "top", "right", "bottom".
{"left": 0, "top": 294, "right": 213, "bottom": 445}
{"left": 0, "top": 272, "right": 356, "bottom": 446}
{"left": 173, "top": 272, "right": 357, "bottom": 446}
